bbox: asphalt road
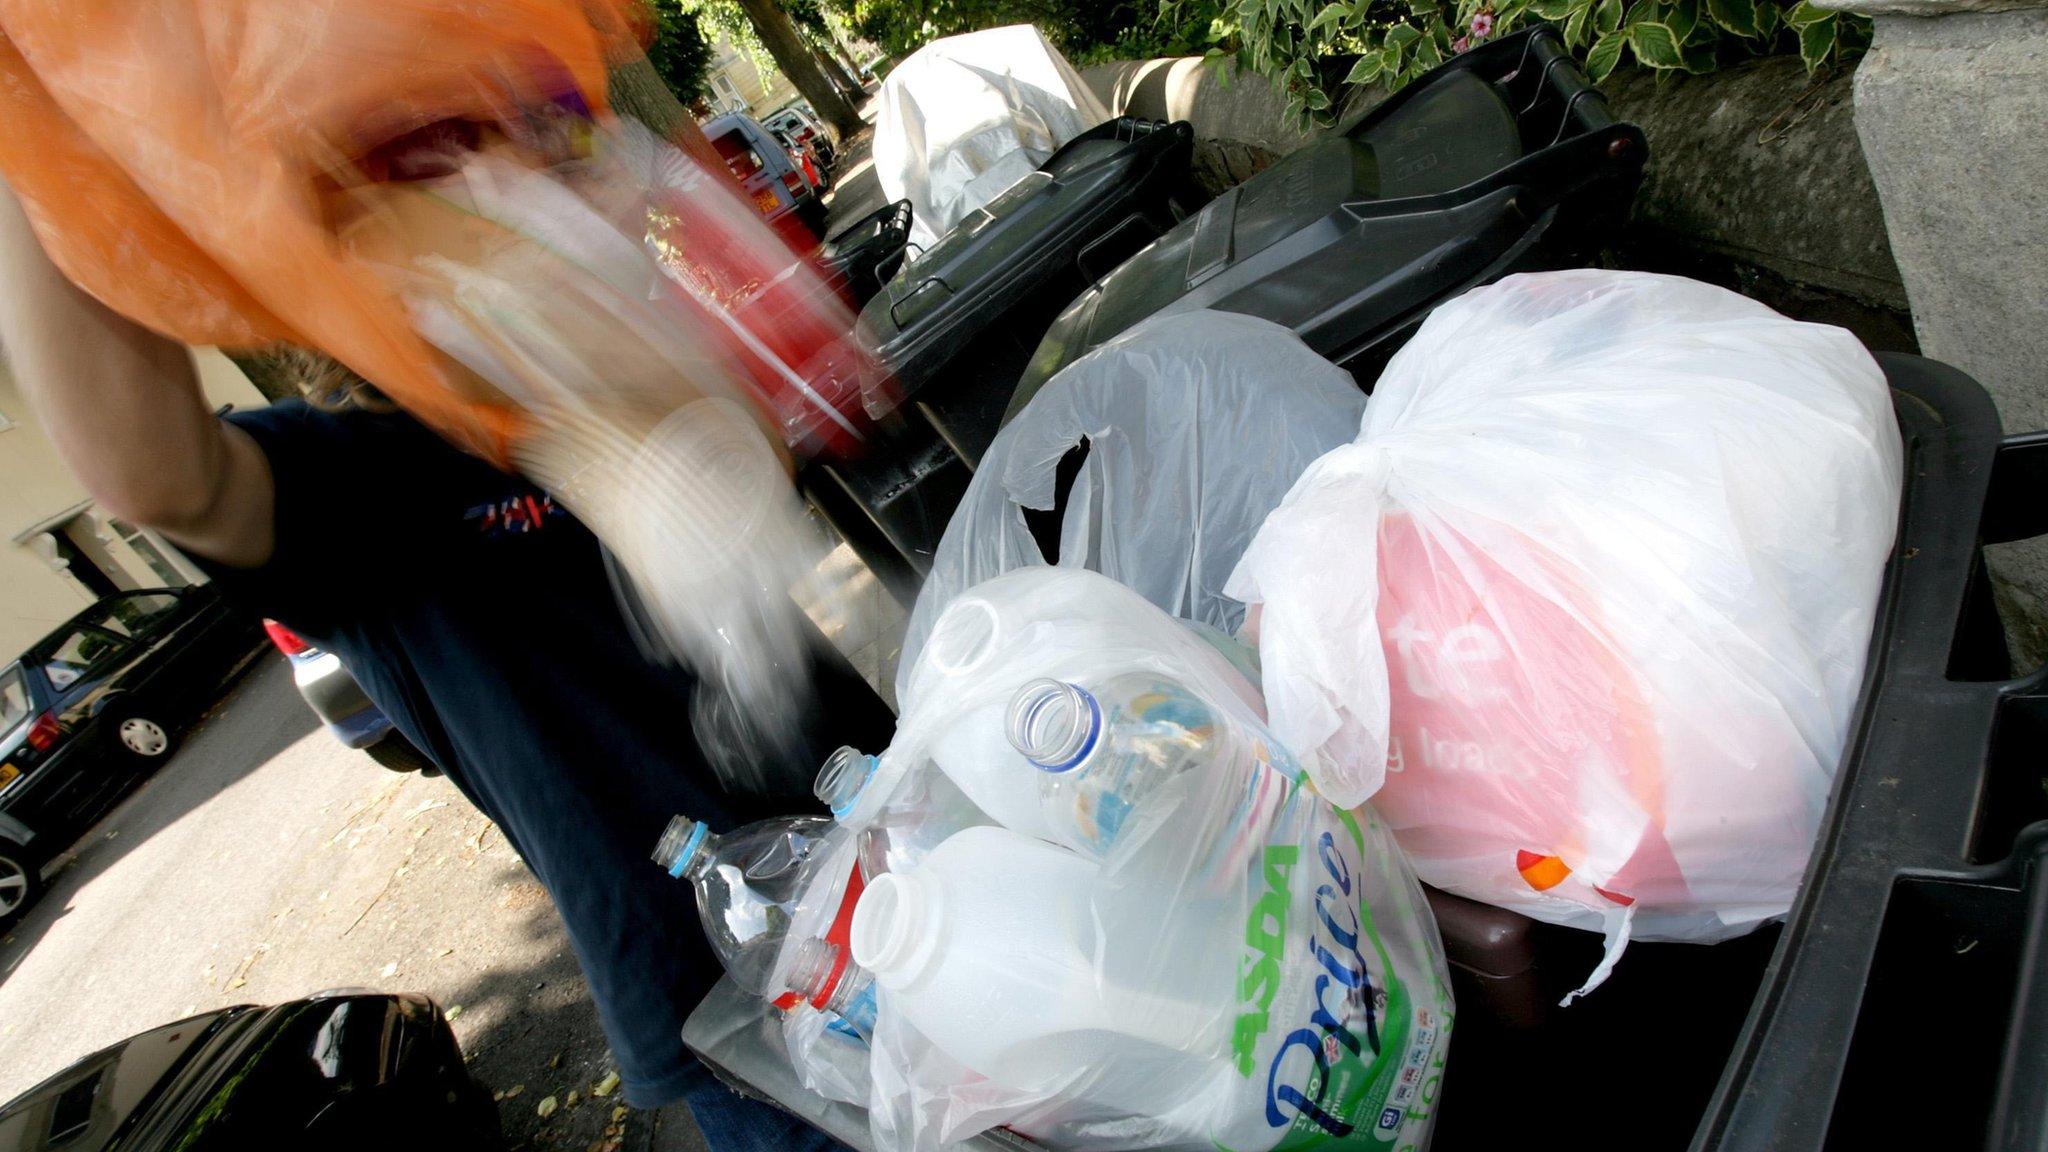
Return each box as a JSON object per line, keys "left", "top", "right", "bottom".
{"left": 0, "top": 656, "right": 714, "bottom": 1151}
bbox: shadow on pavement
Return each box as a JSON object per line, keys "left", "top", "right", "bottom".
{"left": 431, "top": 857, "right": 720, "bottom": 1152}
{"left": 822, "top": 128, "right": 884, "bottom": 236}
{"left": 0, "top": 656, "right": 311, "bottom": 983}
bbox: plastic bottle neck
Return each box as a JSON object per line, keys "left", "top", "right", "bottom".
{"left": 1006, "top": 678, "right": 1102, "bottom": 773}
{"left": 850, "top": 871, "right": 941, "bottom": 988}
{"left": 814, "top": 747, "right": 878, "bottom": 820}
{"left": 652, "top": 816, "right": 718, "bottom": 880}
{"left": 787, "top": 936, "right": 866, "bottom": 1011}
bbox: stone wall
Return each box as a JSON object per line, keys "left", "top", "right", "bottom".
{"left": 1816, "top": 0, "right": 2048, "bottom": 669}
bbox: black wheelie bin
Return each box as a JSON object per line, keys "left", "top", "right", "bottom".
{"left": 1423, "top": 352, "right": 2048, "bottom": 1152}
{"left": 814, "top": 198, "right": 914, "bottom": 309}
{"left": 1006, "top": 25, "right": 1646, "bottom": 420}
{"left": 687, "top": 351, "right": 2048, "bottom": 1152}
{"left": 800, "top": 116, "right": 1196, "bottom": 603}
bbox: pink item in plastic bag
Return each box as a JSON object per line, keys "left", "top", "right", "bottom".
{"left": 1372, "top": 511, "right": 1675, "bottom": 993}
{"left": 1229, "top": 271, "right": 1904, "bottom": 998}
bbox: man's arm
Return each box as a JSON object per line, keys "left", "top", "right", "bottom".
{"left": 0, "top": 182, "right": 275, "bottom": 568}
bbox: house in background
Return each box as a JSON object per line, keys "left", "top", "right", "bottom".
{"left": 0, "top": 349, "right": 263, "bottom": 659}
{"left": 702, "top": 31, "right": 801, "bottom": 121}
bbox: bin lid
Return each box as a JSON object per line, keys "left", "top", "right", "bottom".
{"left": 815, "top": 199, "right": 913, "bottom": 307}
{"left": 853, "top": 117, "right": 1192, "bottom": 394}
{"left": 1020, "top": 70, "right": 1522, "bottom": 402}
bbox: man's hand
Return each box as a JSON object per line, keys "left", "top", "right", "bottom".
{"left": 0, "top": 182, "right": 276, "bottom": 568}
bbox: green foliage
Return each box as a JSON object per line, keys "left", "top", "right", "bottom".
{"left": 825, "top": 0, "right": 1211, "bottom": 62}
{"left": 647, "top": 0, "right": 718, "bottom": 104}
{"left": 683, "top": 0, "right": 782, "bottom": 81}
{"left": 677, "top": 0, "right": 865, "bottom": 96}
{"left": 1155, "top": 0, "right": 1871, "bottom": 127}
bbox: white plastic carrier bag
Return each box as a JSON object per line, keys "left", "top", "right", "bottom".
{"left": 898, "top": 310, "right": 1367, "bottom": 699}
{"left": 847, "top": 568, "right": 1455, "bottom": 1151}
{"left": 1227, "top": 270, "right": 1904, "bottom": 996}
{"left": 871, "top": 25, "right": 1111, "bottom": 251}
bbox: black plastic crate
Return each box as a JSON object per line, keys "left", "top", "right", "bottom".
{"left": 1685, "top": 356, "right": 2048, "bottom": 1152}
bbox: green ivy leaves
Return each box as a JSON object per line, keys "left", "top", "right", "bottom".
{"left": 1218, "top": 0, "right": 1870, "bottom": 126}
{"left": 1707, "top": 0, "right": 1757, "bottom": 37}
{"left": 1585, "top": 31, "right": 1626, "bottom": 79}
{"left": 1627, "top": 20, "right": 1682, "bottom": 66}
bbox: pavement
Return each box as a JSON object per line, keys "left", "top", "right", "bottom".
{"left": 820, "top": 128, "right": 888, "bottom": 234}
{"left": 0, "top": 657, "right": 713, "bottom": 1151}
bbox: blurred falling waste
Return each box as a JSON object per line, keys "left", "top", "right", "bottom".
{"left": 374, "top": 121, "right": 861, "bottom": 794}
{"left": 0, "top": 4, "right": 888, "bottom": 792}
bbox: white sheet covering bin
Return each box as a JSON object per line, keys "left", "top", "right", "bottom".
{"left": 871, "top": 25, "right": 1111, "bottom": 251}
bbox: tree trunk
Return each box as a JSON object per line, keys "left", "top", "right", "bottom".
{"left": 828, "top": 31, "right": 865, "bottom": 82}
{"left": 814, "top": 45, "right": 861, "bottom": 103}
{"left": 732, "top": 0, "right": 863, "bottom": 140}
{"left": 607, "top": 55, "right": 726, "bottom": 176}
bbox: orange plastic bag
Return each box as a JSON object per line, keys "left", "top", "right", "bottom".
{"left": 0, "top": 0, "right": 646, "bottom": 463}
{"left": 0, "top": 2, "right": 885, "bottom": 794}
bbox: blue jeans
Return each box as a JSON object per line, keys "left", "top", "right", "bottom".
{"left": 677, "top": 1061, "right": 851, "bottom": 1152}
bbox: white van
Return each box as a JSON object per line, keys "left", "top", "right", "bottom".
{"left": 704, "top": 112, "right": 827, "bottom": 242}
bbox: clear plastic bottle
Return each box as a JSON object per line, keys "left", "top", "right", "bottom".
{"left": 1005, "top": 671, "right": 1300, "bottom": 867}
{"left": 814, "top": 745, "right": 989, "bottom": 880}
{"left": 651, "top": 813, "right": 836, "bottom": 998}
{"left": 784, "top": 936, "right": 878, "bottom": 1039}
{"left": 813, "top": 746, "right": 880, "bottom": 821}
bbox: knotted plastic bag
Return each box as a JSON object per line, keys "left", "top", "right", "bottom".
{"left": 898, "top": 310, "right": 1367, "bottom": 700}
{"left": 870, "top": 25, "right": 1109, "bottom": 251}
{"left": 1227, "top": 270, "right": 1903, "bottom": 996}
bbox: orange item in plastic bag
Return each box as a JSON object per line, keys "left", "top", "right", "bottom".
{"left": 0, "top": 0, "right": 645, "bottom": 464}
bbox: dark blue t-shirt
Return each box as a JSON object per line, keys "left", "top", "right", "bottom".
{"left": 212, "top": 400, "right": 890, "bottom": 1107}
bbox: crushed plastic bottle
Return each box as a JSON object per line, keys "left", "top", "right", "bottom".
{"left": 784, "top": 936, "right": 878, "bottom": 1039}
{"left": 652, "top": 814, "right": 833, "bottom": 998}
{"left": 654, "top": 810, "right": 877, "bottom": 1041}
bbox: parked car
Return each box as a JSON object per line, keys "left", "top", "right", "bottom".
{"left": 262, "top": 621, "right": 436, "bottom": 775}
{"left": 703, "top": 111, "right": 828, "bottom": 242}
{"left": 771, "top": 126, "right": 829, "bottom": 193}
{"left": 0, "top": 586, "right": 263, "bottom": 926}
{"left": 763, "top": 103, "right": 836, "bottom": 170}
{"left": 0, "top": 993, "right": 498, "bottom": 1150}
